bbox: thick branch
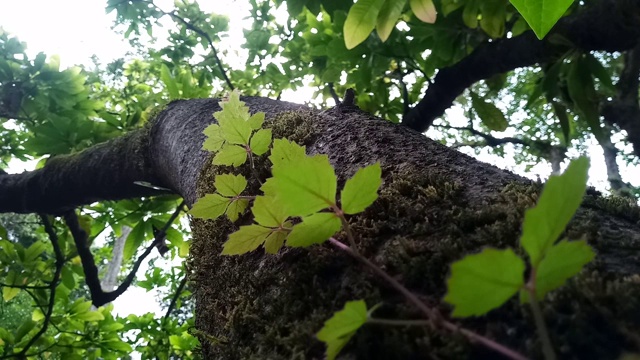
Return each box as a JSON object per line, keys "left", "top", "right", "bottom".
{"left": 404, "top": 0, "right": 640, "bottom": 131}
{"left": 0, "top": 129, "right": 170, "bottom": 214}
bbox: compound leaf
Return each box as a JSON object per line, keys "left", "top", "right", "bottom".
{"left": 341, "top": 162, "right": 382, "bottom": 215}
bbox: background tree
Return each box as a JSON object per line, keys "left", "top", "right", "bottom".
{"left": 0, "top": 0, "right": 639, "bottom": 359}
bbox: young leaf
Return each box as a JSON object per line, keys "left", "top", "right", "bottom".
{"left": 509, "top": 0, "right": 574, "bottom": 39}
{"left": 222, "top": 224, "right": 272, "bottom": 255}
{"left": 287, "top": 212, "right": 342, "bottom": 247}
{"left": 250, "top": 128, "right": 272, "bottom": 156}
{"left": 317, "top": 300, "right": 368, "bottom": 360}
{"left": 341, "top": 162, "right": 382, "bottom": 215}
{"left": 217, "top": 116, "right": 252, "bottom": 146}
{"left": 344, "top": 0, "right": 386, "bottom": 50}
{"left": 226, "top": 199, "right": 249, "bottom": 222}
{"left": 248, "top": 112, "right": 265, "bottom": 130}
{"left": 533, "top": 240, "right": 594, "bottom": 300}
{"left": 269, "top": 138, "right": 307, "bottom": 169}
{"left": 124, "top": 221, "right": 148, "bottom": 261}
{"left": 202, "top": 124, "right": 225, "bottom": 152}
{"left": 213, "top": 144, "right": 248, "bottom": 167}
{"left": 376, "top": 0, "right": 407, "bottom": 42}
{"left": 252, "top": 196, "right": 288, "bottom": 228}
{"left": 264, "top": 229, "right": 288, "bottom": 254}
{"left": 410, "top": 0, "right": 437, "bottom": 23}
{"left": 520, "top": 157, "right": 589, "bottom": 266}
{"left": 189, "top": 194, "right": 230, "bottom": 220}
{"left": 214, "top": 173, "right": 247, "bottom": 197}
{"left": 444, "top": 248, "right": 525, "bottom": 317}
{"left": 470, "top": 91, "right": 508, "bottom": 131}
{"left": 271, "top": 155, "right": 337, "bottom": 216}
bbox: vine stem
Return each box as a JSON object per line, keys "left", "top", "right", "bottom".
{"left": 328, "top": 237, "right": 528, "bottom": 360}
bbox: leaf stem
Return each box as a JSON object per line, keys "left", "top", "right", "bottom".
{"left": 333, "top": 208, "right": 359, "bottom": 252}
{"left": 368, "top": 318, "right": 431, "bottom": 327}
{"left": 328, "top": 237, "right": 528, "bottom": 360}
{"left": 526, "top": 270, "right": 556, "bottom": 360}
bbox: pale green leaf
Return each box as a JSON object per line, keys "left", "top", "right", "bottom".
{"left": 444, "top": 248, "right": 525, "bottom": 317}
{"left": 74, "top": 310, "right": 105, "bottom": 322}
{"left": 24, "top": 241, "right": 46, "bottom": 262}
{"left": 250, "top": 128, "right": 272, "bottom": 156}
{"left": 189, "top": 194, "right": 230, "bottom": 220}
{"left": 376, "top": 0, "right": 407, "bottom": 42}
{"left": 317, "top": 300, "right": 368, "bottom": 360}
{"left": 248, "top": 112, "right": 265, "bottom": 130}
{"left": 269, "top": 138, "right": 307, "bottom": 169}
{"left": 287, "top": 212, "right": 341, "bottom": 247}
{"left": 222, "top": 224, "right": 272, "bottom": 255}
{"left": 341, "top": 162, "right": 382, "bottom": 215}
{"left": 214, "top": 173, "right": 247, "bottom": 197}
{"left": 509, "top": 0, "right": 574, "bottom": 39}
{"left": 520, "top": 157, "right": 589, "bottom": 266}
{"left": 160, "top": 64, "right": 179, "bottom": 99}
{"left": 271, "top": 155, "right": 337, "bottom": 216}
{"left": 214, "top": 93, "right": 252, "bottom": 145}
{"left": 124, "top": 221, "right": 148, "bottom": 261}
{"left": 344, "top": 0, "right": 387, "bottom": 49}
{"left": 213, "top": 144, "right": 248, "bottom": 167}
{"left": 226, "top": 199, "right": 249, "bottom": 222}
{"left": 32, "top": 308, "right": 44, "bottom": 322}
{"left": 252, "top": 196, "right": 289, "bottom": 228}
{"left": 2, "top": 271, "right": 20, "bottom": 302}
{"left": 470, "top": 91, "right": 508, "bottom": 132}
{"left": 202, "top": 124, "right": 225, "bottom": 152}
{"left": 534, "top": 240, "right": 594, "bottom": 300}
{"left": 410, "top": 0, "right": 437, "bottom": 23}
{"left": 264, "top": 229, "right": 288, "bottom": 254}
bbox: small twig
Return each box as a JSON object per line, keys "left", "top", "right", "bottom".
{"left": 162, "top": 274, "right": 188, "bottom": 325}
{"left": 328, "top": 83, "right": 341, "bottom": 105}
{"left": 526, "top": 270, "right": 556, "bottom": 360}
{"left": 368, "top": 318, "right": 431, "bottom": 327}
{"left": 328, "top": 238, "right": 528, "bottom": 360}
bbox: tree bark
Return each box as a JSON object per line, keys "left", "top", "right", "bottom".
{"left": 2, "top": 97, "right": 639, "bottom": 359}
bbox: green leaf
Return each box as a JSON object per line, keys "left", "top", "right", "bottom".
{"left": 317, "top": 300, "right": 368, "bottom": 360}
{"left": 376, "top": 0, "right": 407, "bottom": 42}
{"left": 14, "top": 320, "right": 35, "bottom": 342}
{"left": 124, "top": 221, "right": 148, "bottom": 261}
{"left": 222, "top": 224, "right": 272, "bottom": 255}
{"left": 271, "top": 155, "right": 337, "bottom": 216}
{"left": 61, "top": 266, "right": 76, "bottom": 289}
{"left": 252, "top": 196, "right": 288, "bottom": 227}
{"left": 509, "top": 0, "right": 574, "bottom": 39}
{"left": 344, "top": 0, "right": 386, "bottom": 49}
{"left": 189, "top": 194, "right": 230, "bottom": 220}
{"left": 160, "top": 64, "right": 180, "bottom": 99}
{"left": 2, "top": 271, "right": 20, "bottom": 302}
{"left": 250, "top": 128, "right": 272, "bottom": 156}
{"left": 567, "top": 56, "right": 604, "bottom": 142}
{"left": 341, "top": 162, "right": 382, "bottom": 215}
{"left": 213, "top": 144, "right": 248, "bottom": 166}
{"left": 534, "top": 240, "right": 594, "bottom": 300}
{"left": 269, "top": 138, "right": 307, "bottom": 169}
{"left": 74, "top": 310, "right": 105, "bottom": 322}
{"left": 202, "top": 124, "right": 225, "bottom": 152}
{"left": 410, "top": 0, "right": 437, "bottom": 23}
{"left": 470, "top": 91, "right": 508, "bottom": 132}
{"left": 444, "top": 248, "right": 525, "bottom": 317}
{"left": 520, "top": 157, "right": 589, "bottom": 266}
{"left": 264, "top": 229, "right": 288, "bottom": 254}
{"left": 247, "top": 112, "right": 265, "bottom": 130}
{"left": 287, "top": 212, "right": 342, "bottom": 247}
{"left": 214, "top": 174, "right": 247, "bottom": 197}
{"left": 24, "top": 241, "right": 46, "bottom": 262}
{"left": 0, "top": 225, "right": 7, "bottom": 240}
{"left": 226, "top": 199, "right": 249, "bottom": 222}
{"left": 215, "top": 92, "right": 252, "bottom": 145}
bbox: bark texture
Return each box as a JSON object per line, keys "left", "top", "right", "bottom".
{"left": 2, "top": 97, "right": 639, "bottom": 359}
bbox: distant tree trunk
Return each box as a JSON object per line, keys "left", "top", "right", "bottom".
{"left": 1, "top": 97, "right": 639, "bottom": 359}
{"left": 101, "top": 226, "right": 130, "bottom": 292}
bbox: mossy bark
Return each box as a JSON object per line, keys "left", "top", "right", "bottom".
{"left": 186, "top": 100, "right": 640, "bottom": 359}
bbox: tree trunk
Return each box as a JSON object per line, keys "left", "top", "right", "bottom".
{"left": 1, "top": 97, "right": 639, "bottom": 359}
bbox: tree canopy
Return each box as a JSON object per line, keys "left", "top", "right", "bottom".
{"left": 0, "top": 0, "right": 639, "bottom": 358}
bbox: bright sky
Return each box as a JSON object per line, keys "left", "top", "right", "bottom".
{"left": 1, "top": 0, "right": 638, "bottom": 316}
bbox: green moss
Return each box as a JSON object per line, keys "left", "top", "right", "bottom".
{"left": 188, "top": 111, "right": 640, "bottom": 359}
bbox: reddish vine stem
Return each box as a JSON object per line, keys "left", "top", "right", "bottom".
{"left": 328, "top": 238, "right": 528, "bottom": 360}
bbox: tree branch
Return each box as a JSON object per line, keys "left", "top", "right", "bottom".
{"left": 404, "top": 0, "right": 640, "bottom": 132}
